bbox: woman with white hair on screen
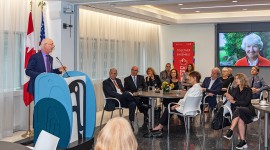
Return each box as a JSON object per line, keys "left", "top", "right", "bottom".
{"left": 235, "top": 33, "right": 270, "bottom": 66}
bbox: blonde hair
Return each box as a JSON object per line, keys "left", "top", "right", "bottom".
{"left": 234, "top": 73, "right": 250, "bottom": 88}
{"left": 146, "top": 67, "right": 157, "bottom": 75}
{"left": 95, "top": 117, "right": 138, "bottom": 150}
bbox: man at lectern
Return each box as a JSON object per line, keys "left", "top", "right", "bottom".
{"left": 26, "top": 38, "right": 66, "bottom": 96}
{"left": 103, "top": 68, "right": 137, "bottom": 129}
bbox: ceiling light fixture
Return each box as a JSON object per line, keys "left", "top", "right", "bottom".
{"left": 181, "top": 3, "right": 270, "bottom": 10}
{"left": 195, "top": 11, "right": 200, "bottom": 13}
{"left": 242, "top": 8, "right": 247, "bottom": 10}
{"left": 178, "top": 4, "right": 183, "bottom": 6}
{"left": 232, "top": 0, "right": 238, "bottom": 2}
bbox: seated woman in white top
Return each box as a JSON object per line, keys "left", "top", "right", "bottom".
{"left": 146, "top": 71, "right": 202, "bottom": 135}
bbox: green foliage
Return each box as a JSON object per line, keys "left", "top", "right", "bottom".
{"left": 223, "top": 32, "right": 246, "bottom": 58}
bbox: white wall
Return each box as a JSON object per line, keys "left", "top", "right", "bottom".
{"left": 159, "top": 24, "right": 216, "bottom": 79}
{"left": 45, "top": 1, "right": 75, "bottom": 70}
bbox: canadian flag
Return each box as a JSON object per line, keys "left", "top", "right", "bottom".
{"left": 23, "top": 12, "right": 36, "bottom": 106}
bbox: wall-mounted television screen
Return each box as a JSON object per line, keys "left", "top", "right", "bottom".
{"left": 218, "top": 32, "right": 270, "bottom": 67}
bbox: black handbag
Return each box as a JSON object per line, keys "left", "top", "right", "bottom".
{"left": 211, "top": 106, "right": 231, "bottom": 130}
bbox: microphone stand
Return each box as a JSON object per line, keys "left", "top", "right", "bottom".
{"left": 56, "top": 57, "right": 70, "bottom": 77}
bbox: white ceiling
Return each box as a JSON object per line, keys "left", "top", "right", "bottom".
{"left": 59, "top": 0, "right": 270, "bottom": 25}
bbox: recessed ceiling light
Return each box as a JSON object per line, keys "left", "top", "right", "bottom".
{"left": 195, "top": 11, "right": 200, "bottom": 13}
{"left": 178, "top": 4, "right": 183, "bottom": 6}
{"left": 232, "top": 0, "right": 238, "bottom": 2}
{"left": 242, "top": 8, "right": 247, "bottom": 10}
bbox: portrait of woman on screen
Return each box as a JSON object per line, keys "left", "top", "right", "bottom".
{"left": 234, "top": 33, "right": 270, "bottom": 66}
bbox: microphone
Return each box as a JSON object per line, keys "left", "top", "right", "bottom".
{"left": 56, "top": 57, "right": 70, "bottom": 77}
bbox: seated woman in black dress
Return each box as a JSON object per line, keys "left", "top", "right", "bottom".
{"left": 145, "top": 67, "right": 162, "bottom": 89}
{"left": 163, "top": 69, "right": 183, "bottom": 107}
{"left": 223, "top": 73, "right": 256, "bottom": 149}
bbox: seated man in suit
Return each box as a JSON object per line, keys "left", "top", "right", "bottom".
{"left": 250, "top": 66, "right": 269, "bottom": 99}
{"left": 201, "top": 67, "right": 222, "bottom": 112}
{"left": 124, "top": 66, "right": 149, "bottom": 123}
{"left": 103, "top": 68, "right": 137, "bottom": 129}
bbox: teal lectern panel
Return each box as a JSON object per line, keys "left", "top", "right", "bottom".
{"left": 63, "top": 71, "right": 96, "bottom": 139}
{"left": 34, "top": 73, "right": 72, "bottom": 148}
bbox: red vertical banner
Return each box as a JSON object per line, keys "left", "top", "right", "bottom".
{"left": 173, "top": 42, "right": 195, "bottom": 80}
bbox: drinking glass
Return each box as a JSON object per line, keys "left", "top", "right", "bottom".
{"left": 138, "top": 88, "right": 142, "bottom": 95}
{"left": 175, "top": 90, "right": 180, "bottom": 96}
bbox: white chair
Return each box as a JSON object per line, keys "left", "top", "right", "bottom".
{"left": 99, "top": 97, "right": 124, "bottom": 130}
{"left": 201, "top": 95, "right": 210, "bottom": 124}
{"left": 221, "top": 100, "right": 261, "bottom": 149}
{"left": 167, "top": 96, "right": 203, "bottom": 136}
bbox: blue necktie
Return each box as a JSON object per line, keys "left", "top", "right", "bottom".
{"left": 46, "top": 55, "right": 51, "bottom": 73}
{"left": 133, "top": 76, "right": 137, "bottom": 88}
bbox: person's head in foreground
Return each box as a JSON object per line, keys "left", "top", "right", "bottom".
{"left": 95, "top": 117, "right": 138, "bottom": 150}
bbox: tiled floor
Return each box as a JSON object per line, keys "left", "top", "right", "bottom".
{"left": 2, "top": 109, "right": 269, "bottom": 150}
{"left": 96, "top": 110, "right": 268, "bottom": 150}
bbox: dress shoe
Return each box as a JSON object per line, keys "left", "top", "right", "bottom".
{"left": 143, "top": 130, "right": 163, "bottom": 138}
{"left": 142, "top": 104, "right": 151, "bottom": 109}
{"left": 149, "top": 128, "right": 163, "bottom": 132}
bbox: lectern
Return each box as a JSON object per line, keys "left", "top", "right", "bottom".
{"left": 33, "top": 71, "right": 96, "bottom": 149}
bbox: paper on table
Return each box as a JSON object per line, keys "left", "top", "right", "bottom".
{"left": 34, "top": 130, "right": 60, "bottom": 150}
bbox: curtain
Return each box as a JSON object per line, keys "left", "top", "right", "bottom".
{"left": 79, "top": 7, "right": 160, "bottom": 111}
{"left": 0, "top": 0, "right": 43, "bottom": 139}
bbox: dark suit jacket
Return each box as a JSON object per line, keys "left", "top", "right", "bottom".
{"left": 124, "top": 75, "right": 147, "bottom": 93}
{"left": 103, "top": 78, "right": 128, "bottom": 111}
{"left": 25, "top": 51, "right": 61, "bottom": 95}
{"left": 201, "top": 77, "right": 222, "bottom": 108}
{"left": 250, "top": 75, "right": 269, "bottom": 99}
{"left": 103, "top": 78, "right": 125, "bottom": 99}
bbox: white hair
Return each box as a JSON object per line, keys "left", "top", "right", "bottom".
{"left": 241, "top": 33, "right": 263, "bottom": 51}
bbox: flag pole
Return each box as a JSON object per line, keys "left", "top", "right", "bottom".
{"left": 22, "top": 104, "right": 33, "bottom": 137}
{"left": 22, "top": 1, "right": 34, "bottom": 138}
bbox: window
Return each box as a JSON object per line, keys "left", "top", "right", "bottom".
{"left": 2, "top": 31, "right": 25, "bottom": 90}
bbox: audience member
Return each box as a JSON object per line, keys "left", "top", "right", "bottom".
{"left": 223, "top": 73, "right": 256, "bottom": 149}
{"left": 146, "top": 67, "right": 162, "bottom": 89}
{"left": 228, "top": 67, "right": 234, "bottom": 83}
{"left": 219, "top": 67, "right": 233, "bottom": 95}
{"left": 124, "top": 66, "right": 150, "bottom": 123}
{"left": 249, "top": 66, "right": 269, "bottom": 99}
{"left": 144, "top": 71, "right": 202, "bottom": 137}
{"left": 160, "top": 63, "right": 171, "bottom": 83}
{"left": 95, "top": 117, "right": 138, "bottom": 150}
{"left": 163, "top": 69, "right": 183, "bottom": 107}
{"left": 201, "top": 67, "right": 222, "bottom": 111}
{"left": 103, "top": 68, "right": 136, "bottom": 130}
{"left": 182, "top": 63, "right": 194, "bottom": 84}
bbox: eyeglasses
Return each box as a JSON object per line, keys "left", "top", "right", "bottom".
{"left": 131, "top": 69, "right": 138, "bottom": 71}
{"left": 46, "top": 43, "right": 54, "bottom": 46}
